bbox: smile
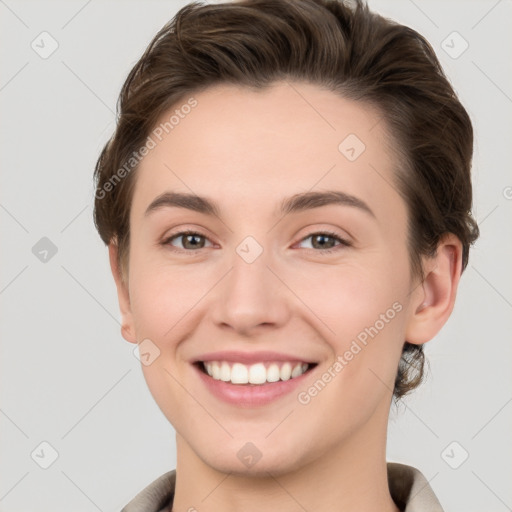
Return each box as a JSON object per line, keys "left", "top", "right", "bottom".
{"left": 201, "top": 361, "right": 312, "bottom": 385}
{"left": 194, "top": 359, "right": 318, "bottom": 407}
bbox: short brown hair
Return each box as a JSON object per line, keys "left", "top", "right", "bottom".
{"left": 93, "top": 0, "right": 479, "bottom": 399}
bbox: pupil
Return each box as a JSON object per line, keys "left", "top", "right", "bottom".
{"left": 186, "top": 234, "right": 202, "bottom": 248}
{"left": 314, "top": 234, "right": 332, "bottom": 249}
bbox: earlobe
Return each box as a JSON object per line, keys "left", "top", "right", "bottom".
{"left": 405, "top": 234, "right": 463, "bottom": 345}
{"left": 108, "top": 242, "right": 137, "bottom": 344}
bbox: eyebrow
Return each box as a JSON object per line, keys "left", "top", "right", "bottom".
{"left": 144, "top": 190, "right": 375, "bottom": 219}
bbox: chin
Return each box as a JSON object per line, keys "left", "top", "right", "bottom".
{"left": 203, "top": 451, "right": 303, "bottom": 478}
{"left": 189, "top": 433, "right": 311, "bottom": 478}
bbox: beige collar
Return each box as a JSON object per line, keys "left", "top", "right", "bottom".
{"left": 122, "top": 462, "right": 444, "bottom": 512}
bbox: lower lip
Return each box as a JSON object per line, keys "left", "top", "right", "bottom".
{"left": 194, "top": 364, "right": 314, "bottom": 407}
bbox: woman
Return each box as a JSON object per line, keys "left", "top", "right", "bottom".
{"left": 93, "top": 0, "right": 479, "bottom": 510}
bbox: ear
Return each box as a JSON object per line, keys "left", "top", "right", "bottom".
{"left": 405, "top": 234, "right": 463, "bottom": 345}
{"left": 108, "top": 242, "right": 137, "bottom": 344}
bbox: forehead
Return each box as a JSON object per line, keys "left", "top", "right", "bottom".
{"left": 131, "top": 80, "right": 404, "bottom": 223}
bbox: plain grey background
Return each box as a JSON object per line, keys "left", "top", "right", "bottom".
{"left": 1, "top": 0, "right": 511, "bottom": 510}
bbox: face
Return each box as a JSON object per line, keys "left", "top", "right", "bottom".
{"left": 114, "top": 81, "right": 429, "bottom": 475}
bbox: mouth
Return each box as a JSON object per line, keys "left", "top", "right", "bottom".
{"left": 194, "top": 360, "right": 318, "bottom": 385}
{"left": 193, "top": 360, "right": 318, "bottom": 407}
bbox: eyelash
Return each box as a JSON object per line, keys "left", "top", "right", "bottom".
{"left": 161, "top": 230, "right": 351, "bottom": 255}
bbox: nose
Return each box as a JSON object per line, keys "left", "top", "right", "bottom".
{"left": 209, "top": 248, "right": 291, "bottom": 336}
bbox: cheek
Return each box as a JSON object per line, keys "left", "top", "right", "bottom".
{"left": 127, "top": 258, "right": 210, "bottom": 426}
{"left": 283, "top": 255, "right": 410, "bottom": 392}
{"left": 128, "top": 250, "right": 218, "bottom": 339}
{"left": 290, "top": 267, "right": 408, "bottom": 434}
{"left": 285, "top": 253, "right": 409, "bottom": 338}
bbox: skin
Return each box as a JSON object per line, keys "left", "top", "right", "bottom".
{"left": 109, "top": 81, "right": 462, "bottom": 512}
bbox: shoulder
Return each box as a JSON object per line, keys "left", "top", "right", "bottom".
{"left": 121, "top": 470, "right": 176, "bottom": 512}
{"left": 387, "top": 462, "right": 444, "bottom": 512}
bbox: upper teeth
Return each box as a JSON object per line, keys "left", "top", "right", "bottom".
{"left": 203, "top": 361, "right": 310, "bottom": 385}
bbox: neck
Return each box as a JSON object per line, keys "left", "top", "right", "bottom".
{"left": 171, "top": 402, "right": 399, "bottom": 512}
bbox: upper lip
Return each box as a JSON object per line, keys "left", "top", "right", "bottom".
{"left": 193, "top": 351, "right": 317, "bottom": 365}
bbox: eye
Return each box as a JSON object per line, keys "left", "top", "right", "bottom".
{"left": 162, "top": 230, "right": 213, "bottom": 251}
{"left": 296, "top": 231, "right": 351, "bottom": 254}
{"left": 161, "top": 230, "right": 351, "bottom": 254}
